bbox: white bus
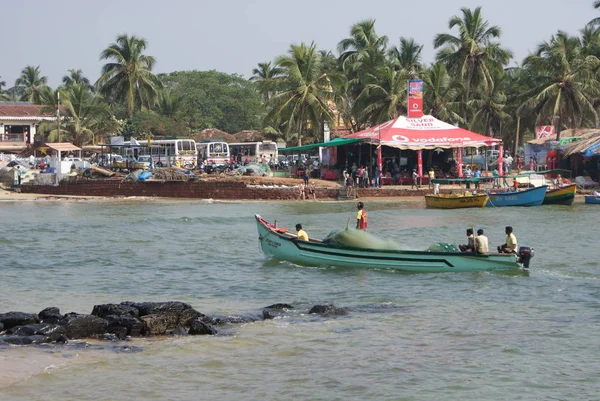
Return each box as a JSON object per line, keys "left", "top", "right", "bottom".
{"left": 229, "top": 141, "right": 278, "bottom": 164}
{"left": 197, "top": 141, "right": 230, "bottom": 166}
{"left": 122, "top": 138, "right": 197, "bottom": 168}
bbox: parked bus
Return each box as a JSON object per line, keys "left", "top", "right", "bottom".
{"left": 229, "top": 141, "right": 278, "bottom": 164}
{"left": 196, "top": 141, "right": 230, "bottom": 166}
{"left": 122, "top": 138, "right": 197, "bottom": 168}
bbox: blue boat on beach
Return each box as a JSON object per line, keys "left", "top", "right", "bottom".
{"left": 486, "top": 185, "right": 548, "bottom": 207}
{"left": 584, "top": 195, "right": 600, "bottom": 204}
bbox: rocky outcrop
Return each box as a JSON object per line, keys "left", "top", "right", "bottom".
{"left": 1, "top": 301, "right": 352, "bottom": 346}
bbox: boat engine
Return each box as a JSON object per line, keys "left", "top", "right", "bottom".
{"left": 517, "top": 246, "right": 535, "bottom": 268}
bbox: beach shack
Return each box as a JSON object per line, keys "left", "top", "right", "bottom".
{"left": 0, "top": 102, "right": 57, "bottom": 154}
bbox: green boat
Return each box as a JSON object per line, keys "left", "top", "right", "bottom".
{"left": 256, "top": 215, "right": 534, "bottom": 273}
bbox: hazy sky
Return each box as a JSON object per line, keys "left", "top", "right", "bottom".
{"left": 1, "top": 0, "right": 597, "bottom": 88}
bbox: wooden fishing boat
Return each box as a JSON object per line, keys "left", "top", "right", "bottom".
{"left": 255, "top": 215, "right": 534, "bottom": 273}
{"left": 584, "top": 195, "right": 600, "bottom": 204}
{"left": 543, "top": 183, "right": 577, "bottom": 205}
{"left": 486, "top": 185, "right": 548, "bottom": 207}
{"left": 424, "top": 193, "right": 489, "bottom": 209}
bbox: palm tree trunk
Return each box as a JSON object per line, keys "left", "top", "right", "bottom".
{"left": 514, "top": 116, "right": 521, "bottom": 157}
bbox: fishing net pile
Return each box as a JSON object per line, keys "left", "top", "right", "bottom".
{"left": 425, "top": 242, "right": 459, "bottom": 252}
{"left": 322, "top": 229, "right": 402, "bottom": 250}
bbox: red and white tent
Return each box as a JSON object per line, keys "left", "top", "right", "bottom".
{"left": 346, "top": 115, "right": 500, "bottom": 149}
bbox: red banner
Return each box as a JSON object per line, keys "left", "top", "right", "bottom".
{"left": 407, "top": 80, "right": 424, "bottom": 118}
{"left": 536, "top": 126, "right": 554, "bottom": 139}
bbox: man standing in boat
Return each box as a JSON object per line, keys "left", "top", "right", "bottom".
{"left": 475, "top": 229, "right": 489, "bottom": 254}
{"left": 497, "top": 226, "right": 518, "bottom": 254}
{"left": 356, "top": 202, "right": 368, "bottom": 231}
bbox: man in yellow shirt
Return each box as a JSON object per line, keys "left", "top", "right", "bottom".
{"left": 497, "top": 226, "right": 518, "bottom": 253}
{"left": 428, "top": 167, "right": 435, "bottom": 190}
{"left": 295, "top": 224, "right": 308, "bottom": 241}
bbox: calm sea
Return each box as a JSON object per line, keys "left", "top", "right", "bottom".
{"left": 0, "top": 198, "right": 598, "bottom": 401}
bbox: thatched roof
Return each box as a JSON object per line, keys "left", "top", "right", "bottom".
{"left": 562, "top": 129, "right": 600, "bottom": 156}
{"left": 192, "top": 129, "right": 236, "bottom": 143}
{"left": 234, "top": 130, "right": 264, "bottom": 142}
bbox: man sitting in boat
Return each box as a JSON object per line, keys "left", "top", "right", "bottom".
{"left": 459, "top": 228, "right": 475, "bottom": 252}
{"left": 295, "top": 224, "right": 308, "bottom": 241}
{"left": 497, "top": 226, "right": 518, "bottom": 254}
{"left": 356, "top": 202, "right": 368, "bottom": 231}
{"left": 475, "top": 229, "right": 489, "bottom": 254}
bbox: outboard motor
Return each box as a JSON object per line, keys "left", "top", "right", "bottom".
{"left": 518, "top": 246, "right": 535, "bottom": 268}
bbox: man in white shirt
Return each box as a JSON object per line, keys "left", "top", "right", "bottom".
{"left": 475, "top": 229, "right": 489, "bottom": 254}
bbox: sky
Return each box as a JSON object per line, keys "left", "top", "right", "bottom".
{"left": 1, "top": 0, "right": 597, "bottom": 88}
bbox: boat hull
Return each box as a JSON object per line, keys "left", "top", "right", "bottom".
{"left": 486, "top": 185, "right": 548, "bottom": 207}
{"left": 543, "top": 184, "right": 577, "bottom": 205}
{"left": 584, "top": 195, "right": 600, "bottom": 204}
{"left": 256, "top": 215, "right": 521, "bottom": 273}
{"left": 424, "top": 194, "right": 489, "bottom": 209}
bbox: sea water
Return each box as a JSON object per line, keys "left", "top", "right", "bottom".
{"left": 0, "top": 198, "right": 598, "bottom": 400}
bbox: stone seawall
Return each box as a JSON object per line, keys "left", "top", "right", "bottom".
{"left": 19, "top": 178, "right": 434, "bottom": 200}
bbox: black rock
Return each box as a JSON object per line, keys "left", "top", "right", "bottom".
{"left": 1, "top": 335, "right": 33, "bottom": 345}
{"left": 39, "top": 307, "right": 63, "bottom": 324}
{"left": 105, "top": 325, "right": 128, "bottom": 340}
{"left": 188, "top": 319, "right": 217, "bottom": 335}
{"left": 166, "top": 327, "right": 189, "bottom": 336}
{"left": 0, "top": 322, "right": 4, "bottom": 332}
{"left": 105, "top": 315, "right": 146, "bottom": 337}
{"left": 309, "top": 304, "right": 348, "bottom": 316}
{"left": 264, "top": 303, "right": 294, "bottom": 310}
{"left": 58, "top": 313, "right": 109, "bottom": 339}
{"left": 6, "top": 323, "right": 66, "bottom": 340}
{"left": 0, "top": 312, "right": 40, "bottom": 330}
{"left": 92, "top": 304, "right": 139, "bottom": 319}
{"left": 120, "top": 301, "right": 192, "bottom": 317}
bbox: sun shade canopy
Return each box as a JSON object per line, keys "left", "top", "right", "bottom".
{"left": 345, "top": 115, "right": 500, "bottom": 149}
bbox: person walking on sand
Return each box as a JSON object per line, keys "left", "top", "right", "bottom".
{"left": 308, "top": 182, "right": 316, "bottom": 200}
{"left": 356, "top": 202, "right": 368, "bottom": 231}
{"left": 411, "top": 169, "right": 420, "bottom": 189}
{"left": 16, "top": 165, "right": 23, "bottom": 186}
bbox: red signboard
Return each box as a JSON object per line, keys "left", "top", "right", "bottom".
{"left": 407, "top": 80, "right": 424, "bottom": 118}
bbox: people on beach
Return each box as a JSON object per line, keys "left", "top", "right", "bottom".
{"left": 492, "top": 168, "right": 500, "bottom": 189}
{"left": 411, "top": 169, "right": 420, "bottom": 189}
{"left": 465, "top": 166, "right": 472, "bottom": 189}
{"left": 356, "top": 202, "right": 368, "bottom": 230}
{"left": 428, "top": 167, "right": 435, "bottom": 189}
{"left": 295, "top": 224, "right": 308, "bottom": 241}
{"left": 459, "top": 228, "right": 475, "bottom": 252}
{"left": 475, "top": 229, "right": 489, "bottom": 254}
{"left": 16, "top": 165, "right": 22, "bottom": 186}
{"left": 298, "top": 183, "right": 306, "bottom": 200}
{"left": 497, "top": 226, "right": 518, "bottom": 254}
{"left": 345, "top": 171, "right": 353, "bottom": 198}
{"left": 308, "top": 182, "right": 316, "bottom": 200}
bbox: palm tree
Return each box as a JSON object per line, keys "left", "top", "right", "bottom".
{"left": 388, "top": 37, "right": 424, "bottom": 79}
{"left": 521, "top": 31, "right": 600, "bottom": 139}
{"left": 155, "top": 88, "right": 182, "bottom": 117}
{"left": 250, "top": 62, "right": 283, "bottom": 102}
{"left": 43, "top": 84, "right": 115, "bottom": 145}
{"left": 468, "top": 70, "right": 510, "bottom": 137}
{"left": 589, "top": 0, "right": 600, "bottom": 26}
{"left": 266, "top": 42, "right": 334, "bottom": 145}
{"left": 97, "top": 34, "right": 161, "bottom": 118}
{"left": 62, "top": 69, "right": 94, "bottom": 91}
{"left": 422, "top": 62, "right": 464, "bottom": 124}
{"left": 433, "top": 7, "right": 512, "bottom": 120}
{"left": 0, "top": 76, "right": 8, "bottom": 101}
{"left": 13, "top": 66, "right": 49, "bottom": 103}
{"left": 354, "top": 65, "right": 409, "bottom": 124}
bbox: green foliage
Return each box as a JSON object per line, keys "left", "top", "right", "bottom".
{"left": 130, "top": 111, "right": 187, "bottom": 137}
{"left": 160, "top": 70, "right": 264, "bottom": 133}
